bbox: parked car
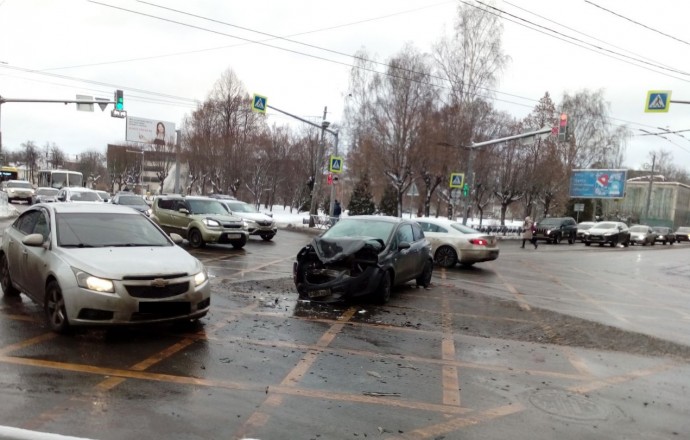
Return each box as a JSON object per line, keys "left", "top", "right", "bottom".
{"left": 219, "top": 200, "right": 277, "bottom": 241}
{"left": 111, "top": 192, "right": 152, "bottom": 216}
{"left": 533, "top": 217, "right": 578, "bottom": 244}
{"left": 95, "top": 190, "right": 111, "bottom": 202}
{"left": 629, "top": 225, "right": 656, "bottom": 246}
{"left": 293, "top": 216, "right": 433, "bottom": 304}
{"left": 1, "top": 179, "right": 34, "bottom": 203}
{"left": 675, "top": 226, "right": 690, "bottom": 243}
{"left": 415, "top": 218, "right": 498, "bottom": 268}
{"left": 150, "top": 195, "right": 249, "bottom": 249}
{"left": 0, "top": 203, "right": 210, "bottom": 333}
{"left": 652, "top": 226, "right": 676, "bottom": 245}
{"left": 582, "top": 221, "right": 631, "bottom": 247}
{"left": 576, "top": 221, "right": 596, "bottom": 242}
{"left": 56, "top": 187, "right": 103, "bottom": 203}
{"left": 31, "top": 187, "right": 59, "bottom": 204}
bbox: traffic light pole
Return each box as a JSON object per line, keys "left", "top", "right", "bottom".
{"left": 445, "top": 126, "right": 554, "bottom": 225}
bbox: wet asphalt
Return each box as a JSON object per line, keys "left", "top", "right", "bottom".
{"left": 0, "top": 206, "right": 689, "bottom": 439}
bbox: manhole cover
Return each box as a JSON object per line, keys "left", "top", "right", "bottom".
{"left": 529, "top": 389, "right": 610, "bottom": 421}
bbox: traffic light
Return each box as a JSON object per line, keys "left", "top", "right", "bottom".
{"left": 462, "top": 183, "right": 469, "bottom": 197}
{"left": 558, "top": 113, "right": 568, "bottom": 141}
{"left": 115, "top": 90, "right": 124, "bottom": 111}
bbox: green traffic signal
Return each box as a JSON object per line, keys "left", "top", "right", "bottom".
{"left": 115, "top": 89, "right": 124, "bottom": 111}
{"left": 462, "top": 183, "right": 469, "bottom": 196}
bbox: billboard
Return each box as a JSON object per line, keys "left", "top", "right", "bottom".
{"left": 569, "top": 169, "right": 627, "bottom": 199}
{"left": 126, "top": 116, "right": 175, "bottom": 146}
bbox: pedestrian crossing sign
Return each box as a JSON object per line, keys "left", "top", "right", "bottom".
{"left": 329, "top": 156, "right": 343, "bottom": 173}
{"left": 645, "top": 90, "right": 671, "bottom": 113}
{"left": 449, "top": 173, "right": 464, "bottom": 188}
{"left": 252, "top": 94, "right": 267, "bottom": 113}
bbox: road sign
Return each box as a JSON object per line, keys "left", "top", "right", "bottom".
{"left": 252, "top": 94, "right": 267, "bottom": 113}
{"left": 76, "top": 94, "right": 93, "bottom": 112}
{"left": 574, "top": 203, "right": 584, "bottom": 212}
{"left": 449, "top": 173, "right": 464, "bottom": 188}
{"left": 406, "top": 182, "right": 419, "bottom": 197}
{"left": 329, "top": 156, "right": 343, "bottom": 173}
{"left": 645, "top": 90, "right": 671, "bottom": 113}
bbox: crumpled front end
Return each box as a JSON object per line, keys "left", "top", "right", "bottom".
{"left": 293, "top": 237, "right": 385, "bottom": 302}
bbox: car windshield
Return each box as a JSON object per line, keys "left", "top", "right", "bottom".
{"left": 594, "top": 222, "right": 618, "bottom": 229}
{"left": 225, "top": 202, "right": 258, "bottom": 213}
{"left": 118, "top": 195, "right": 148, "bottom": 206}
{"left": 71, "top": 192, "right": 101, "bottom": 201}
{"left": 187, "top": 199, "right": 228, "bottom": 215}
{"left": 677, "top": 227, "right": 690, "bottom": 233}
{"left": 450, "top": 223, "right": 480, "bottom": 234}
{"left": 652, "top": 227, "right": 667, "bottom": 233}
{"left": 37, "top": 188, "right": 59, "bottom": 196}
{"left": 578, "top": 223, "right": 594, "bottom": 230}
{"left": 57, "top": 212, "right": 171, "bottom": 247}
{"left": 7, "top": 181, "right": 32, "bottom": 189}
{"left": 630, "top": 226, "right": 648, "bottom": 232}
{"left": 322, "top": 218, "right": 395, "bottom": 243}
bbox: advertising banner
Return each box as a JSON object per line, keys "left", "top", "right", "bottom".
{"left": 126, "top": 116, "right": 175, "bottom": 146}
{"left": 569, "top": 169, "right": 627, "bottom": 199}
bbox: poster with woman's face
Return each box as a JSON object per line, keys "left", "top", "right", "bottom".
{"left": 125, "top": 116, "right": 175, "bottom": 146}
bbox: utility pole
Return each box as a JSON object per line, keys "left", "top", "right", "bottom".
{"left": 328, "top": 132, "right": 340, "bottom": 217}
{"left": 644, "top": 153, "right": 656, "bottom": 221}
{"left": 174, "top": 129, "right": 181, "bottom": 194}
{"left": 308, "top": 107, "right": 328, "bottom": 227}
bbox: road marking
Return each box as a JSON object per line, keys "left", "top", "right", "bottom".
{"left": 568, "top": 361, "right": 680, "bottom": 394}
{"left": 441, "top": 296, "right": 461, "bottom": 406}
{"left": 0, "top": 333, "right": 57, "bottom": 356}
{"left": 489, "top": 263, "right": 531, "bottom": 311}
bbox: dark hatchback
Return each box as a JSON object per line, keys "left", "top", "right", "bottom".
{"left": 652, "top": 226, "right": 676, "bottom": 245}
{"left": 293, "top": 216, "right": 434, "bottom": 304}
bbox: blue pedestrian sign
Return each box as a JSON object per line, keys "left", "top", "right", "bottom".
{"left": 329, "top": 156, "right": 343, "bottom": 173}
{"left": 252, "top": 94, "right": 267, "bottom": 114}
{"left": 449, "top": 173, "right": 464, "bottom": 188}
{"left": 645, "top": 90, "right": 671, "bottom": 113}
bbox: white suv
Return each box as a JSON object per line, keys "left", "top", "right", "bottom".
{"left": 56, "top": 187, "right": 104, "bottom": 203}
{"left": 1, "top": 180, "right": 35, "bottom": 203}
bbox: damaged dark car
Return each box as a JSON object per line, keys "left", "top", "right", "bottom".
{"left": 293, "top": 216, "right": 434, "bottom": 303}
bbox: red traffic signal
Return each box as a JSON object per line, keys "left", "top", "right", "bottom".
{"left": 558, "top": 113, "right": 568, "bottom": 141}
{"left": 327, "top": 173, "right": 333, "bottom": 185}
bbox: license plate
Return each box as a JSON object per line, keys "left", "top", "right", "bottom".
{"left": 309, "top": 289, "right": 331, "bottom": 298}
{"left": 225, "top": 233, "right": 241, "bottom": 239}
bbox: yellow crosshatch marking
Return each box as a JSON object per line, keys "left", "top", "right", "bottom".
{"left": 645, "top": 90, "right": 671, "bottom": 113}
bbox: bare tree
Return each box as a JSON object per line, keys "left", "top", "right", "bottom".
{"left": 21, "top": 141, "right": 40, "bottom": 183}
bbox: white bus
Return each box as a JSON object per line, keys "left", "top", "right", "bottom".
{"left": 37, "top": 169, "right": 84, "bottom": 189}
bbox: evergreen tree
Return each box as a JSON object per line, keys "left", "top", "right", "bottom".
{"left": 347, "top": 172, "right": 376, "bottom": 215}
{"left": 379, "top": 184, "right": 398, "bottom": 216}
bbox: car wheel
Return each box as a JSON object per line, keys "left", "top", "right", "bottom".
{"left": 553, "top": 234, "right": 561, "bottom": 244}
{"left": 651, "top": 240, "right": 655, "bottom": 246}
{"left": 45, "top": 281, "right": 70, "bottom": 334}
{"left": 260, "top": 234, "right": 275, "bottom": 241}
{"left": 598, "top": 243, "right": 604, "bottom": 247}
{"left": 585, "top": 242, "right": 591, "bottom": 247}
{"left": 610, "top": 239, "right": 618, "bottom": 247}
{"left": 416, "top": 260, "right": 433, "bottom": 288}
{"left": 568, "top": 234, "right": 575, "bottom": 244}
{"left": 434, "top": 246, "right": 458, "bottom": 268}
{"left": 188, "top": 229, "right": 205, "bottom": 248}
{"left": 0, "top": 254, "right": 20, "bottom": 297}
{"left": 623, "top": 240, "right": 629, "bottom": 248}
{"left": 375, "top": 271, "right": 393, "bottom": 304}
{"left": 231, "top": 235, "right": 247, "bottom": 249}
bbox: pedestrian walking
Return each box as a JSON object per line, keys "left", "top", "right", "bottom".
{"left": 522, "top": 216, "right": 538, "bottom": 249}
{"left": 331, "top": 200, "right": 342, "bottom": 226}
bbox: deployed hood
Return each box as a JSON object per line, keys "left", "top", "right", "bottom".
{"left": 312, "top": 236, "right": 384, "bottom": 264}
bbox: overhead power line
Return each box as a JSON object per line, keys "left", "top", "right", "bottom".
{"left": 584, "top": 0, "right": 690, "bottom": 47}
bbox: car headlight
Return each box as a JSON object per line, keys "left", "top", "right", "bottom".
{"left": 202, "top": 218, "right": 221, "bottom": 227}
{"left": 245, "top": 219, "right": 258, "bottom": 226}
{"left": 74, "top": 270, "right": 115, "bottom": 293}
{"left": 146, "top": 209, "right": 152, "bottom": 216}
{"left": 604, "top": 233, "right": 612, "bottom": 236}
{"left": 546, "top": 229, "right": 551, "bottom": 235}
{"left": 194, "top": 270, "right": 208, "bottom": 286}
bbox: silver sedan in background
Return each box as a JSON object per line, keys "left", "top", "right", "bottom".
{"left": 0, "top": 203, "right": 210, "bottom": 333}
{"left": 416, "top": 218, "right": 499, "bottom": 268}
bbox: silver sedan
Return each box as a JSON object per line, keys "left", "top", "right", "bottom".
{"left": 416, "top": 218, "right": 499, "bottom": 268}
{"left": 0, "top": 203, "right": 210, "bottom": 333}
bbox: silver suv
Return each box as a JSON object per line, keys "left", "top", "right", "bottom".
{"left": 1, "top": 180, "right": 35, "bottom": 203}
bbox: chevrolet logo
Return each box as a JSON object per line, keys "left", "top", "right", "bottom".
{"left": 151, "top": 278, "right": 169, "bottom": 288}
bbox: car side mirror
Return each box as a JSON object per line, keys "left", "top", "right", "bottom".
{"left": 178, "top": 208, "right": 190, "bottom": 215}
{"left": 169, "top": 233, "right": 184, "bottom": 244}
{"left": 22, "top": 233, "right": 46, "bottom": 247}
{"left": 398, "top": 242, "right": 411, "bottom": 250}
